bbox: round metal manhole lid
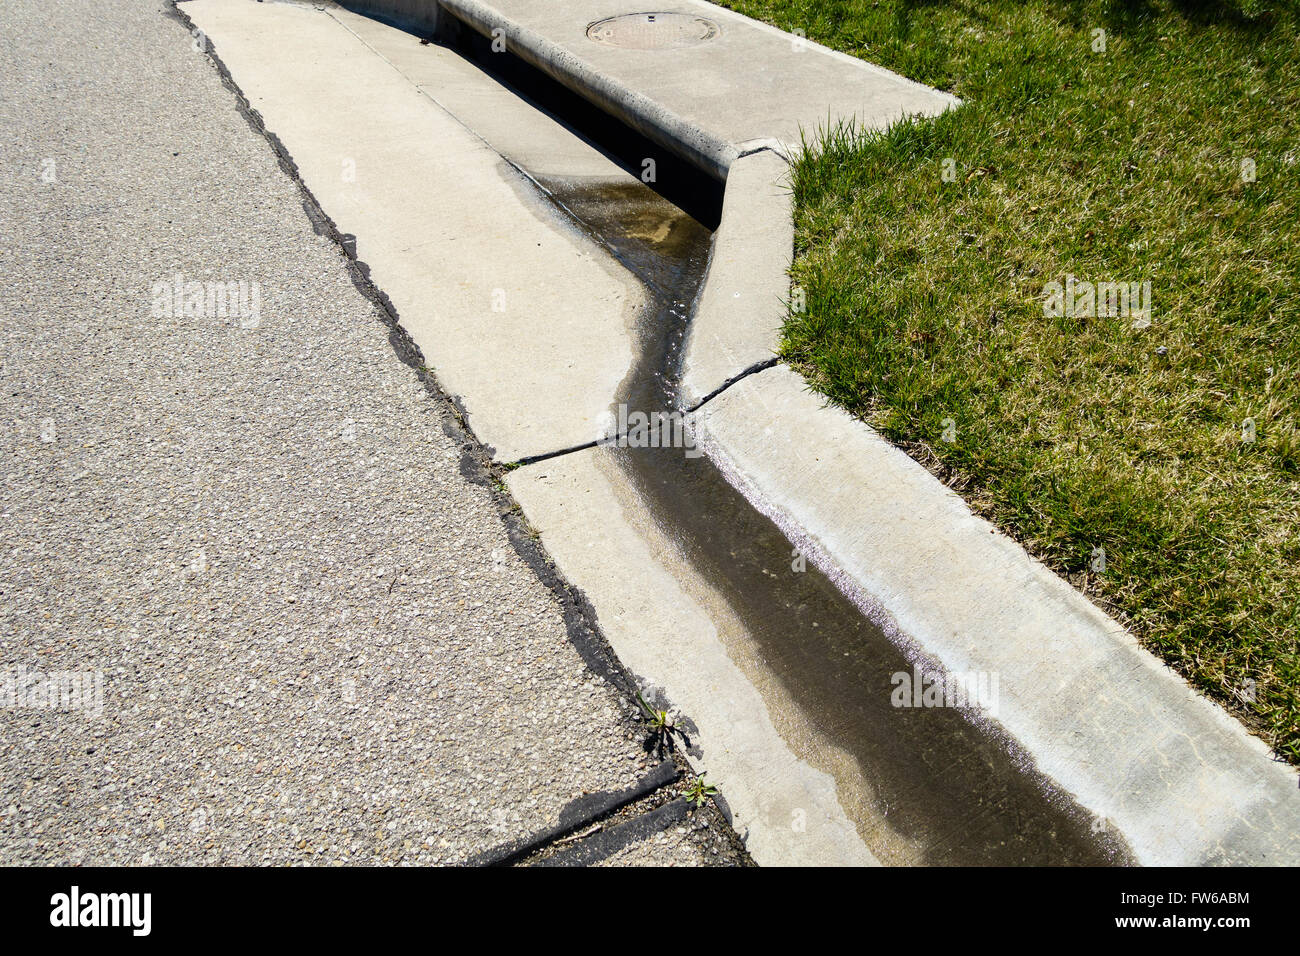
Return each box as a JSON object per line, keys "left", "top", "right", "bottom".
{"left": 586, "top": 12, "right": 720, "bottom": 50}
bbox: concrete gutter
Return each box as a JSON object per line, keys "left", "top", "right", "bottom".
{"left": 309, "top": 0, "right": 1299, "bottom": 863}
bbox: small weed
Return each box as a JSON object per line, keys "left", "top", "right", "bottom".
{"left": 636, "top": 690, "right": 688, "bottom": 755}
{"left": 683, "top": 774, "right": 719, "bottom": 809}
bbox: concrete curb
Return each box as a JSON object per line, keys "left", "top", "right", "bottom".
{"left": 679, "top": 148, "right": 792, "bottom": 409}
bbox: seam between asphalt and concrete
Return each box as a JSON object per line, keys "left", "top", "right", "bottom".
{"left": 396, "top": 0, "right": 1300, "bottom": 864}
{"left": 468, "top": 758, "right": 678, "bottom": 865}
{"left": 167, "top": 0, "right": 747, "bottom": 867}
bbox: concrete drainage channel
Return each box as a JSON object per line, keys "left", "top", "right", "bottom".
{"left": 526, "top": 175, "right": 1127, "bottom": 863}
{"left": 181, "top": 0, "right": 1300, "bottom": 865}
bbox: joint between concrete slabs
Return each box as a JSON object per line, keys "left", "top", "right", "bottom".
{"left": 682, "top": 356, "right": 780, "bottom": 415}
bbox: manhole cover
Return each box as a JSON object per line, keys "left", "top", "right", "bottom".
{"left": 586, "top": 12, "right": 720, "bottom": 50}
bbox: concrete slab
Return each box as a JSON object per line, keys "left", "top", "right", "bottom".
{"left": 382, "top": 0, "right": 961, "bottom": 178}
{"left": 680, "top": 148, "right": 791, "bottom": 407}
{"left": 506, "top": 446, "right": 879, "bottom": 866}
{"left": 185, "top": 0, "right": 641, "bottom": 462}
{"left": 694, "top": 364, "right": 1300, "bottom": 866}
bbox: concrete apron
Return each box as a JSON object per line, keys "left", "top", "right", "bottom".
{"left": 183, "top": 0, "right": 1300, "bottom": 865}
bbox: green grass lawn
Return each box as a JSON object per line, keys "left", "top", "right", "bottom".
{"left": 716, "top": 0, "right": 1300, "bottom": 763}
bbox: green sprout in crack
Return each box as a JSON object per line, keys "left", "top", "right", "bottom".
{"left": 636, "top": 689, "right": 687, "bottom": 755}
{"left": 683, "top": 774, "right": 718, "bottom": 809}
